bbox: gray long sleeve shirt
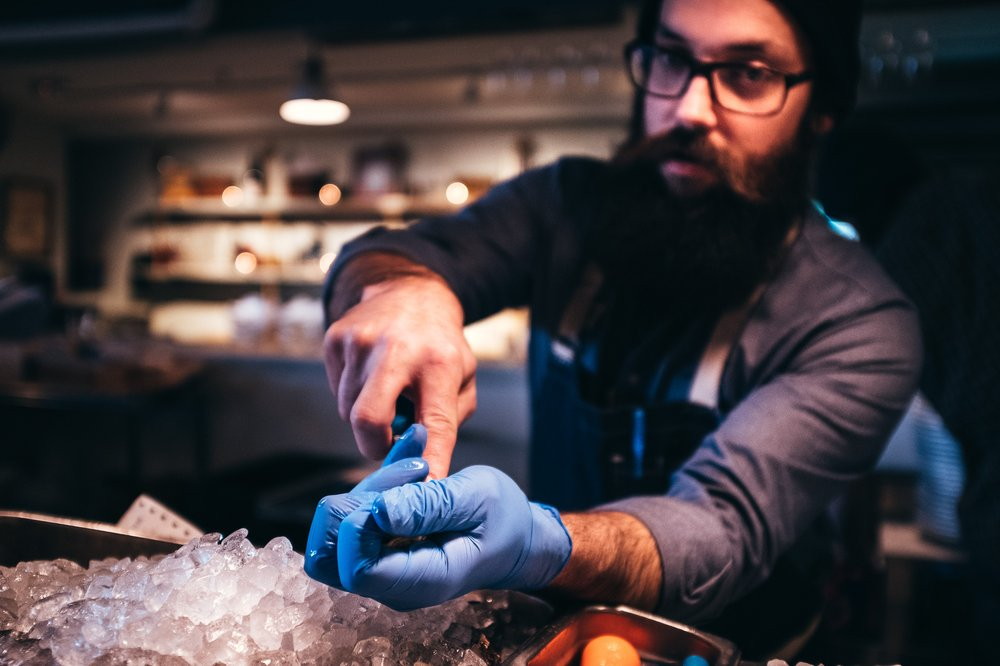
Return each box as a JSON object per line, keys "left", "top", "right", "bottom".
{"left": 328, "top": 157, "right": 922, "bottom": 623}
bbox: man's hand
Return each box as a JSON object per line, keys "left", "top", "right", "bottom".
{"left": 324, "top": 258, "right": 477, "bottom": 480}
{"left": 303, "top": 424, "right": 430, "bottom": 590}
{"left": 334, "top": 466, "right": 573, "bottom": 611}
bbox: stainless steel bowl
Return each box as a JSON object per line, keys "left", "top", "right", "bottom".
{"left": 504, "top": 604, "right": 741, "bottom": 666}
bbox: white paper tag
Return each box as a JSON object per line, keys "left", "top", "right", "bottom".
{"left": 117, "top": 494, "right": 202, "bottom": 543}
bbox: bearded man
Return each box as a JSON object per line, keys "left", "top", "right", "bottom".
{"left": 304, "top": 0, "right": 921, "bottom": 657}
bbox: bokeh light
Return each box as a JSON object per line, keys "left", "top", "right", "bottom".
{"left": 234, "top": 251, "right": 258, "bottom": 274}
{"left": 445, "top": 181, "right": 470, "bottom": 205}
{"left": 318, "top": 183, "right": 342, "bottom": 206}
{"left": 222, "top": 185, "right": 244, "bottom": 208}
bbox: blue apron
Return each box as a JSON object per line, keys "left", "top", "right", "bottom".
{"left": 527, "top": 265, "right": 826, "bottom": 658}
{"left": 529, "top": 264, "right": 746, "bottom": 510}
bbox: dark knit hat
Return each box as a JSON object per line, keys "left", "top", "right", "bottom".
{"left": 631, "top": 0, "right": 863, "bottom": 122}
{"left": 770, "top": 0, "right": 864, "bottom": 120}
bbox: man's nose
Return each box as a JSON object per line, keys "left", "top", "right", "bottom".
{"left": 673, "top": 75, "right": 717, "bottom": 130}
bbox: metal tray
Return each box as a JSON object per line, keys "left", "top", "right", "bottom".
{"left": 0, "top": 510, "right": 187, "bottom": 567}
{"left": 504, "top": 605, "right": 741, "bottom": 666}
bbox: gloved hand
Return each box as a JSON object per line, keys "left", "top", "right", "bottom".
{"left": 304, "top": 424, "right": 429, "bottom": 590}
{"left": 335, "top": 465, "right": 573, "bottom": 611}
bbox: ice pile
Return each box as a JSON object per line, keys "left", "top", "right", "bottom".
{"left": 0, "top": 529, "right": 551, "bottom": 665}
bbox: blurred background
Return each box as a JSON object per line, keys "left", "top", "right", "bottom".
{"left": 0, "top": 1, "right": 998, "bottom": 663}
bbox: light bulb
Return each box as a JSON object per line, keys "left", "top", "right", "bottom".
{"left": 279, "top": 99, "right": 350, "bottom": 126}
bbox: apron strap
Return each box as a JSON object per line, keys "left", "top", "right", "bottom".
{"left": 553, "top": 264, "right": 604, "bottom": 362}
{"left": 553, "top": 255, "right": 776, "bottom": 410}
{"left": 687, "top": 284, "right": 765, "bottom": 410}
{"left": 551, "top": 263, "right": 764, "bottom": 407}
{"left": 689, "top": 219, "right": 803, "bottom": 409}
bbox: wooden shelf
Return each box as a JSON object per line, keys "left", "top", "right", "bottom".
{"left": 134, "top": 198, "right": 456, "bottom": 225}
{"left": 134, "top": 263, "right": 325, "bottom": 286}
{"left": 132, "top": 276, "right": 323, "bottom": 302}
{"left": 127, "top": 196, "right": 460, "bottom": 302}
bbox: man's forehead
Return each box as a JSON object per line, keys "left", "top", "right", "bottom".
{"left": 655, "top": 0, "right": 808, "bottom": 67}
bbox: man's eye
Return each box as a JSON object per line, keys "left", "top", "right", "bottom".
{"left": 721, "top": 65, "right": 773, "bottom": 88}
{"left": 655, "top": 50, "right": 689, "bottom": 70}
{"left": 736, "top": 66, "right": 768, "bottom": 83}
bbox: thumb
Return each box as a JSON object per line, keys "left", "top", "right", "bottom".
{"left": 354, "top": 457, "right": 428, "bottom": 494}
{"left": 381, "top": 424, "right": 427, "bottom": 466}
{"left": 371, "top": 472, "right": 484, "bottom": 536}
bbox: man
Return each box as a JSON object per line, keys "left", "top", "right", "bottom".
{"left": 305, "top": 0, "right": 921, "bottom": 656}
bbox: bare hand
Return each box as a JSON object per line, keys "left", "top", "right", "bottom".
{"left": 323, "top": 274, "right": 477, "bottom": 479}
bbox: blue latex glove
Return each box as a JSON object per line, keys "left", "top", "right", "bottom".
{"left": 336, "top": 465, "right": 573, "bottom": 611}
{"left": 304, "top": 424, "right": 429, "bottom": 589}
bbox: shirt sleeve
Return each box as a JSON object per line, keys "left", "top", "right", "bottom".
{"left": 325, "top": 161, "right": 573, "bottom": 324}
{"left": 604, "top": 295, "right": 922, "bottom": 623}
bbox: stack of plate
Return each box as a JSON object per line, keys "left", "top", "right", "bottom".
{"left": 912, "top": 393, "right": 967, "bottom": 545}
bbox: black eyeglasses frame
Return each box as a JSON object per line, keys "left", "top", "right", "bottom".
{"left": 623, "top": 40, "right": 814, "bottom": 117}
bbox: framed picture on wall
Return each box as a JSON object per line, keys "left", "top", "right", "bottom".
{"left": 1, "top": 178, "right": 53, "bottom": 259}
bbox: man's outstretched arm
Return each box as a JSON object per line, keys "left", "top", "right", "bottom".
{"left": 547, "top": 511, "right": 663, "bottom": 610}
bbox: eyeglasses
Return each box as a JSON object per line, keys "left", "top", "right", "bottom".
{"left": 624, "top": 40, "right": 812, "bottom": 116}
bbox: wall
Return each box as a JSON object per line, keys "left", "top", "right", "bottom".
{"left": 66, "top": 122, "right": 627, "bottom": 316}
{"left": 0, "top": 108, "right": 65, "bottom": 285}
{"left": 49, "top": 122, "right": 623, "bottom": 484}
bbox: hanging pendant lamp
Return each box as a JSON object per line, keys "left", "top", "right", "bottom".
{"left": 279, "top": 55, "right": 350, "bottom": 126}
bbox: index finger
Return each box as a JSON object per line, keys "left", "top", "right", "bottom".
{"left": 413, "top": 365, "right": 462, "bottom": 480}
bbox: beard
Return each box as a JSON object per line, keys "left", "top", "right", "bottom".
{"left": 584, "top": 123, "right": 817, "bottom": 314}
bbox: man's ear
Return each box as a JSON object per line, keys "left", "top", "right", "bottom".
{"left": 812, "top": 113, "right": 835, "bottom": 135}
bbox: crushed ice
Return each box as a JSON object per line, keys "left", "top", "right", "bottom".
{"left": 0, "top": 529, "right": 551, "bottom": 665}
